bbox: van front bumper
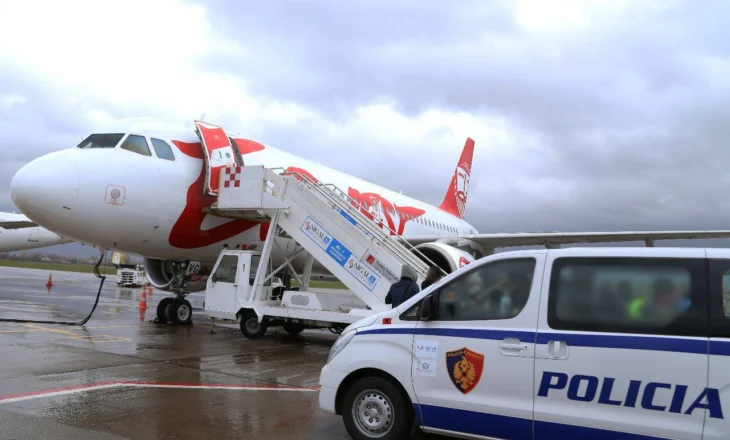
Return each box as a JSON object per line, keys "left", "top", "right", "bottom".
{"left": 318, "top": 363, "right": 348, "bottom": 415}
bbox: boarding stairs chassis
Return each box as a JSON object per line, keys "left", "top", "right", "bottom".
{"left": 211, "top": 165, "right": 433, "bottom": 322}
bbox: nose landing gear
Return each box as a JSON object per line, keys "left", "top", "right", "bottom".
{"left": 153, "top": 260, "right": 200, "bottom": 326}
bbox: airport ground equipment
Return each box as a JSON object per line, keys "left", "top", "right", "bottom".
{"left": 116, "top": 265, "right": 146, "bottom": 287}
{"left": 202, "top": 165, "right": 440, "bottom": 338}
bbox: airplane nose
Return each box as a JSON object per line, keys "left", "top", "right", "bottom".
{"left": 11, "top": 153, "right": 79, "bottom": 226}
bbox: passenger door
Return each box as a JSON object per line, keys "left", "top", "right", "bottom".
{"left": 411, "top": 253, "right": 546, "bottom": 440}
{"left": 28, "top": 226, "right": 39, "bottom": 242}
{"left": 206, "top": 254, "right": 240, "bottom": 316}
{"left": 704, "top": 251, "right": 730, "bottom": 440}
{"left": 533, "top": 253, "right": 710, "bottom": 440}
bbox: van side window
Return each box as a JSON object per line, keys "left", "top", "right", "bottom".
{"left": 434, "top": 258, "right": 535, "bottom": 321}
{"left": 120, "top": 134, "right": 152, "bottom": 156}
{"left": 213, "top": 255, "right": 238, "bottom": 283}
{"left": 708, "top": 259, "right": 730, "bottom": 337}
{"left": 548, "top": 257, "right": 708, "bottom": 337}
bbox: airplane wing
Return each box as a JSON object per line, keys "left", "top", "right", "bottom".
{"left": 402, "top": 230, "right": 730, "bottom": 249}
{"left": 0, "top": 220, "right": 37, "bottom": 229}
{"left": 0, "top": 213, "right": 37, "bottom": 230}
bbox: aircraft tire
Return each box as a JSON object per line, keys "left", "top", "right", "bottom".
{"left": 170, "top": 299, "right": 193, "bottom": 325}
{"left": 157, "top": 297, "right": 174, "bottom": 323}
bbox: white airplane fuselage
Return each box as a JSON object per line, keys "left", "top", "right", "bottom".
{"left": 10, "top": 122, "right": 478, "bottom": 278}
{"left": 0, "top": 222, "right": 70, "bottom": 253}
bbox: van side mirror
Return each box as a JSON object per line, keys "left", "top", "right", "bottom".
{"left": 211, "top": 274, "right": 217, "bottom": 283}
{"left": 419, "top": 295, "right": 434, "bottom": 321}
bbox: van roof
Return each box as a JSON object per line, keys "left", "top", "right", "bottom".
{"left": 495, "top": 246, "right": 723, "bottom": 259}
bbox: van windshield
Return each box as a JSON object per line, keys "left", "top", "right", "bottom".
{"left": 77, "top": 133, "right": 125, "bottom": 149}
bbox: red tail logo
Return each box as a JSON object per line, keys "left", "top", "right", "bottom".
{"left": 439, "top": 138, "right": 474, "bottom": 219}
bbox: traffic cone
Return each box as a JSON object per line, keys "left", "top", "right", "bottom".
{"left": 46, "top": 274, "right": 53, "bottom": 288}
{"left": 138, "top": 289, "right": 147, "bottom": 309}
{"left": 139, "top": 306, "right": 145, "bottom": 321}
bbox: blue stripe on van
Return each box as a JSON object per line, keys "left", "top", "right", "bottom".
{"left": 356, "top": 327, "right": 725, "bottom": 356}
{"left": 358, "top": 327, "right": 536, "bottom": 341}
{"left": 417, "top": 404, "right": 532, "bottom": 440}
{"left": 710, "top": 340, "right": 730, "bottom": 355}
{"left": 536, "top": 332, "right": 709, "bottom": 355}
{"left": 418, "top": 404, "right": 671, "bottom": 440}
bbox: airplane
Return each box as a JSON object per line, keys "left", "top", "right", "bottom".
{"left": 0, "top": 212, "right": 73, "bottom": 253}
{"left": 9, "top": 117, "right": 730, "bottom": 322}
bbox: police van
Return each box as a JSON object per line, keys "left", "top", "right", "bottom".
{"left": 318, "top": 247, "right": 729, "bottom": 440}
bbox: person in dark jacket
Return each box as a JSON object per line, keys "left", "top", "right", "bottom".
{"left": 385, "top": 265, "right": 420, "bottom": 307}
{"left": 421, "top": 266, "right": 443, "bottom": 290}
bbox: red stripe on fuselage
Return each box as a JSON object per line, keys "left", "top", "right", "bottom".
{"left": 169, "top": 141, "right": 259, "bottom": 249}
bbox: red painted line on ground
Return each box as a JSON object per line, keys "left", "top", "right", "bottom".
{"left": 0, "top": 381, "right": 118, "bottom": 402}
{"left": 0, "top": 381, "right": 320, "bottom": 404}
{"left": 118, "top": 381, "right": 321, "bottom": 390}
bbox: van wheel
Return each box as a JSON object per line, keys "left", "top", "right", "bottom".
{"left": 240, "top": 310, "right": 268, "bottom": 339}
{"left": 342, "top": 377, "right": 411, "bottom": 440}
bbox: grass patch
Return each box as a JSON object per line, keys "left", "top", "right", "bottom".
{"left": 0, "top": 259, "right": 117, "bottom": 275}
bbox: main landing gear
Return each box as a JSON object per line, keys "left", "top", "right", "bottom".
{"left": 154, "top": 260, "right": 200, "bottom": 326}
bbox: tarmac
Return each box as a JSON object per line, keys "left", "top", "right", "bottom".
{"left": 0, "top": 266, "right": 354, "bottom": 439}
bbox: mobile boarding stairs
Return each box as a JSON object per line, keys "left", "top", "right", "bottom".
{"left": 204, "top": 165, "right": 440, "bottom": 338}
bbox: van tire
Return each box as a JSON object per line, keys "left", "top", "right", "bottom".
{"left": 342, "top": 376, "right": 412, "bottom": 440}
{"left": 240, "top": 310, "right": 268, "bottom": 339}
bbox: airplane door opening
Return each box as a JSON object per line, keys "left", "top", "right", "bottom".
{"left": 28, "top": 227, "right": 39, "bottom": 242}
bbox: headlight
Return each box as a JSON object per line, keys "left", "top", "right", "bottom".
{"left": 327, "top": 330, "right": 356, "bottom": 364}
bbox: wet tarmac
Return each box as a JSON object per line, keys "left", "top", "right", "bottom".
{"left": 0, "top": 267, "right": 354, "bottom": 439}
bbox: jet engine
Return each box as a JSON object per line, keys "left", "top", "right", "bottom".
{"left": 143, "top": 258, "right": 212, "bottom": 293}
{"left": 413, "top": 242, "right": 477, "bottom": 274}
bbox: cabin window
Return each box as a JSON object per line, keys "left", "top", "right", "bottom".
{"left": 120, "top": 134, "right": 152, "bottom": 157}
{"left": 150, "top": 138, "right": 176, "bottom": 161}
{"left": 77, "top": 133, "right": 124, "bottom": 149}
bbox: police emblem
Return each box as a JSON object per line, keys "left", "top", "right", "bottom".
{"left": 446, "top": 347, "right": 484, "bottom": 394}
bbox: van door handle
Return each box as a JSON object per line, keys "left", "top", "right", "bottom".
{"left": 499, "top": 338, "right": 528, "bottom": 351}
{"left": 547, "top": 340, "right": 569, "bottom": 359}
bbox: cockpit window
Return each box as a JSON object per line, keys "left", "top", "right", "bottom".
{"left": 120, "top": 134, "right": 152, "bottom": 157}
{"left": 76, "top": 133, "right": 124, "bottom": 149}
{"left": 150, "top": 138, "right": 175, "bottom": 161}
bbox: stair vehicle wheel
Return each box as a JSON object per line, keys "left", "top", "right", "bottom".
{"left": 240, "top": 310, "right": 268, "bottom": 339}
{"left": 170, "top": 299, "right": 193, "bottom": 325}
{"left": 342, "top": 377, "right": 412, "bottom": 440}
{"left": 157, "top": 297, "right": 174, "bottom": 323}
{"left": 282, "top": 321, "right": 305, "bottom": 335}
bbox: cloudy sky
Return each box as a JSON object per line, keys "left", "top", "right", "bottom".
{"left": 2, "top": 0, "right": 730, "bottom": 257}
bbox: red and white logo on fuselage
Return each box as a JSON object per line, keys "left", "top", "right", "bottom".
{"left": 168, "top": 140, "right": 260, "bottom": 249}
{"left": 348, "top": 188, "right": 425, "bottom": 236}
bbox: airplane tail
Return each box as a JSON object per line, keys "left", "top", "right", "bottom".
{"left": 438, "top": 137, "right": 474, "bottom": 219}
